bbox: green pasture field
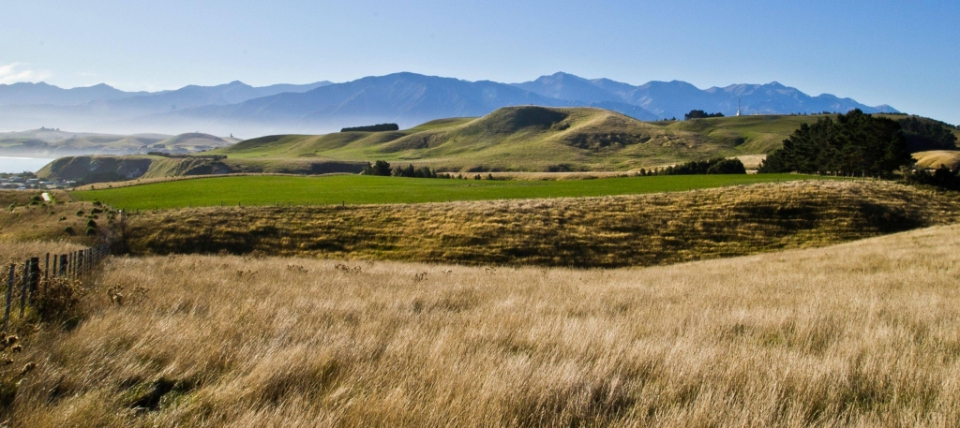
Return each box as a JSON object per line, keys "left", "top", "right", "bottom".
{"left": 71, "top": 174, "right": 837, "bottom": 210}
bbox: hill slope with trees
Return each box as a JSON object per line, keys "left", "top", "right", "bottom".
{"left": 215, "top": 107, "right": 836, "bottom": 172}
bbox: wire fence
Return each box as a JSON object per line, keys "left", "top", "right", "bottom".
{"left": 1, "top": 243, "right": 109, "bottom": 329}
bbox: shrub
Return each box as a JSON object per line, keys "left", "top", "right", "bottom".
{"left": 64, "top": 226, "right": 75, "bottom": 235}
{"left": 35, "top": 277, "right": 87, "bottom": 322}
{"left": 86, "top": 219, "right": 97, "bottom": 228}
{"left": 706, "top": 159, "right": 747, "bottom": 174}
{"left": 85, "top": 227, "right": 96, "bottom": 236}
{"left": 76, "top": 210, "right": 85, "bottom": 217}
{"left": 905, "top": 164, "right": 960, "bottom": 190}
{"left": 363, "top": 160, "right": 392, "bottom": 176}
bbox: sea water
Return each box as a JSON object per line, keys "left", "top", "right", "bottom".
{"left": 0, "top": 157, "right": 55, "bottom": 174}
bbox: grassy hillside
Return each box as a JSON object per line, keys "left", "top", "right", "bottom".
{"left": 215, "top": 108, "right": 832, "bottom": 171}
{"left": 8, "top": 222, "right": 960, "bottom": 425}
{"left": 70, "top": 174, "right": 830, "bottom": 210}
{"left": 37, "top": 155, "right": 367, "bottom": 184}
{"left": 119, "top": 180, "right": 960, "bottom": 267}
{"left": 914, "top": 150, "right": 960, "bottom": 170}
{"left": 666, "top": 114, "right": 823, "bottom": 153}
{"left": 0, "top": 129, "right": 236, "bottom": 157}
{"left": 0, "top": 190, "right": 110, "bottom": 246}
{"left": 150, "top": 132, "right": 238, "bottom": 152}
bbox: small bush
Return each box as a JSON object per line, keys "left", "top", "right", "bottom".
{"left": 86, "top": 219, "right": 97, "bottom": 228}
{"left": 76, "top": 210, "right": 84, "bottom": 217}
{"left": 35, "top": 277, "right": 87, "bottom": 321}
{"left": 706, "top": 159, "right": 747, "bottom": 174}
{"left": 64, "top": 226, "right": 75, "bottom": 235}
{"left": 85, "top": 227, "right": 96, "bottom": 236}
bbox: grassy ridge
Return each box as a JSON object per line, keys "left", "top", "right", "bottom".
{"left": 72, "top": 174, "right": 830, "bottom": 210}
{"left": 12, "top": 224, "right": 960, "bottom": 425}
{"left": 37, "top": 155, "right": 367, "bottom": 184}
{"left": 214, "top": 108, "right": 832, "bottom": 171}
{"left": 122, "top": 180, "right": 960, "bottom": 267}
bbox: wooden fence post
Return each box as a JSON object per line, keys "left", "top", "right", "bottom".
{"left": 29, "top": 257, "right": 40, "bottom": 300}
{"left": 44, "top": 253, "right": 50, "bottom": 282}
{"left": 4, "top": 265, "right": 12, "bottom": 330}
{"left": 19, "top": 261, "right": 29, "bottom": 320}
{"left": 59, "top": 254, "right": 68, "bottom": 277}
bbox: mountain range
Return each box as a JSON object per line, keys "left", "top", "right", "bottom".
{"left": 0, "top": 72, "right": 896, "bottom": 137}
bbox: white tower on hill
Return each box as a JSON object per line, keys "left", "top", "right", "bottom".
{"left": 736, "top": 97, "right": 741, "bottom": 117}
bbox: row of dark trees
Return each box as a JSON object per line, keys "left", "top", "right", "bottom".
{"left": 758, "top": 109, "right": 913, "bottom": 176}
{"left": 363, "top": 160, "right": 448, "bottom": 179}
{"left": 341, "top": 123, "right": 400, "bottom": 133}
{"left": 638, "top": 158, "right": 746, "bottom": 176}
{"left": 684, "top": 110, "right": 725, "bottom": 120}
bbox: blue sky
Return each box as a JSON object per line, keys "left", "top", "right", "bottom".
{"left": 2, "top": 0, "right": 958, "bottom": 123}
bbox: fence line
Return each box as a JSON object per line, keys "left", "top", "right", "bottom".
{"left": 1, "top": 243, "right": 110, "bottom": 329}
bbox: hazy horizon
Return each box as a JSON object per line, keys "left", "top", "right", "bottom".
{"left": 2, "top": 1, "right": 958, "bottom": 127}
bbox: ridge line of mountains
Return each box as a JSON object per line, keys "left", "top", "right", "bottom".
{"left": 0, "top": 72, "right": 897, "bottom": 137}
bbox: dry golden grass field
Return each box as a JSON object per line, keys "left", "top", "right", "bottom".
{"left": 0, "top": 191, "right": 109, "bottom": 247}
{"left": 125, "top": 180, "right": 960, "bottom": 267}
{"left": 2, "top": 222, "right": 960, "bottom": 426}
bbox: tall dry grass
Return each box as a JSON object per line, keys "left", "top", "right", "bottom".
{"left": 126, "top": 180, "right": 960, "bottom": 267}
{"left": 7, "top": 224, "right": 960, "bottom": 426}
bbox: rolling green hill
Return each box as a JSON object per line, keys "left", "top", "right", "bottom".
{"left": 37, "top": 155, "right": 367, "bottom": 184}
{"left": 215, "top": 107, "right": 834, "bottom": 172}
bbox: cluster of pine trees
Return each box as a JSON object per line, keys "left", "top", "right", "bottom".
{"left": 758, "top": 109, "right": 912, "bottom": 176}
{"left": 638, "top": 158, "right": 746, "bottom": 176}
{"left": 899, "top": 116, "right": 958, "bottom": 152}
{"left": 362, "top": 160, "right": 449, "bottom": 179}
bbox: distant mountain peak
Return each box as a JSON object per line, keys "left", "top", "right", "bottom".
{"left": 0, "top": 72, "right": 901, "bottom": 135}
